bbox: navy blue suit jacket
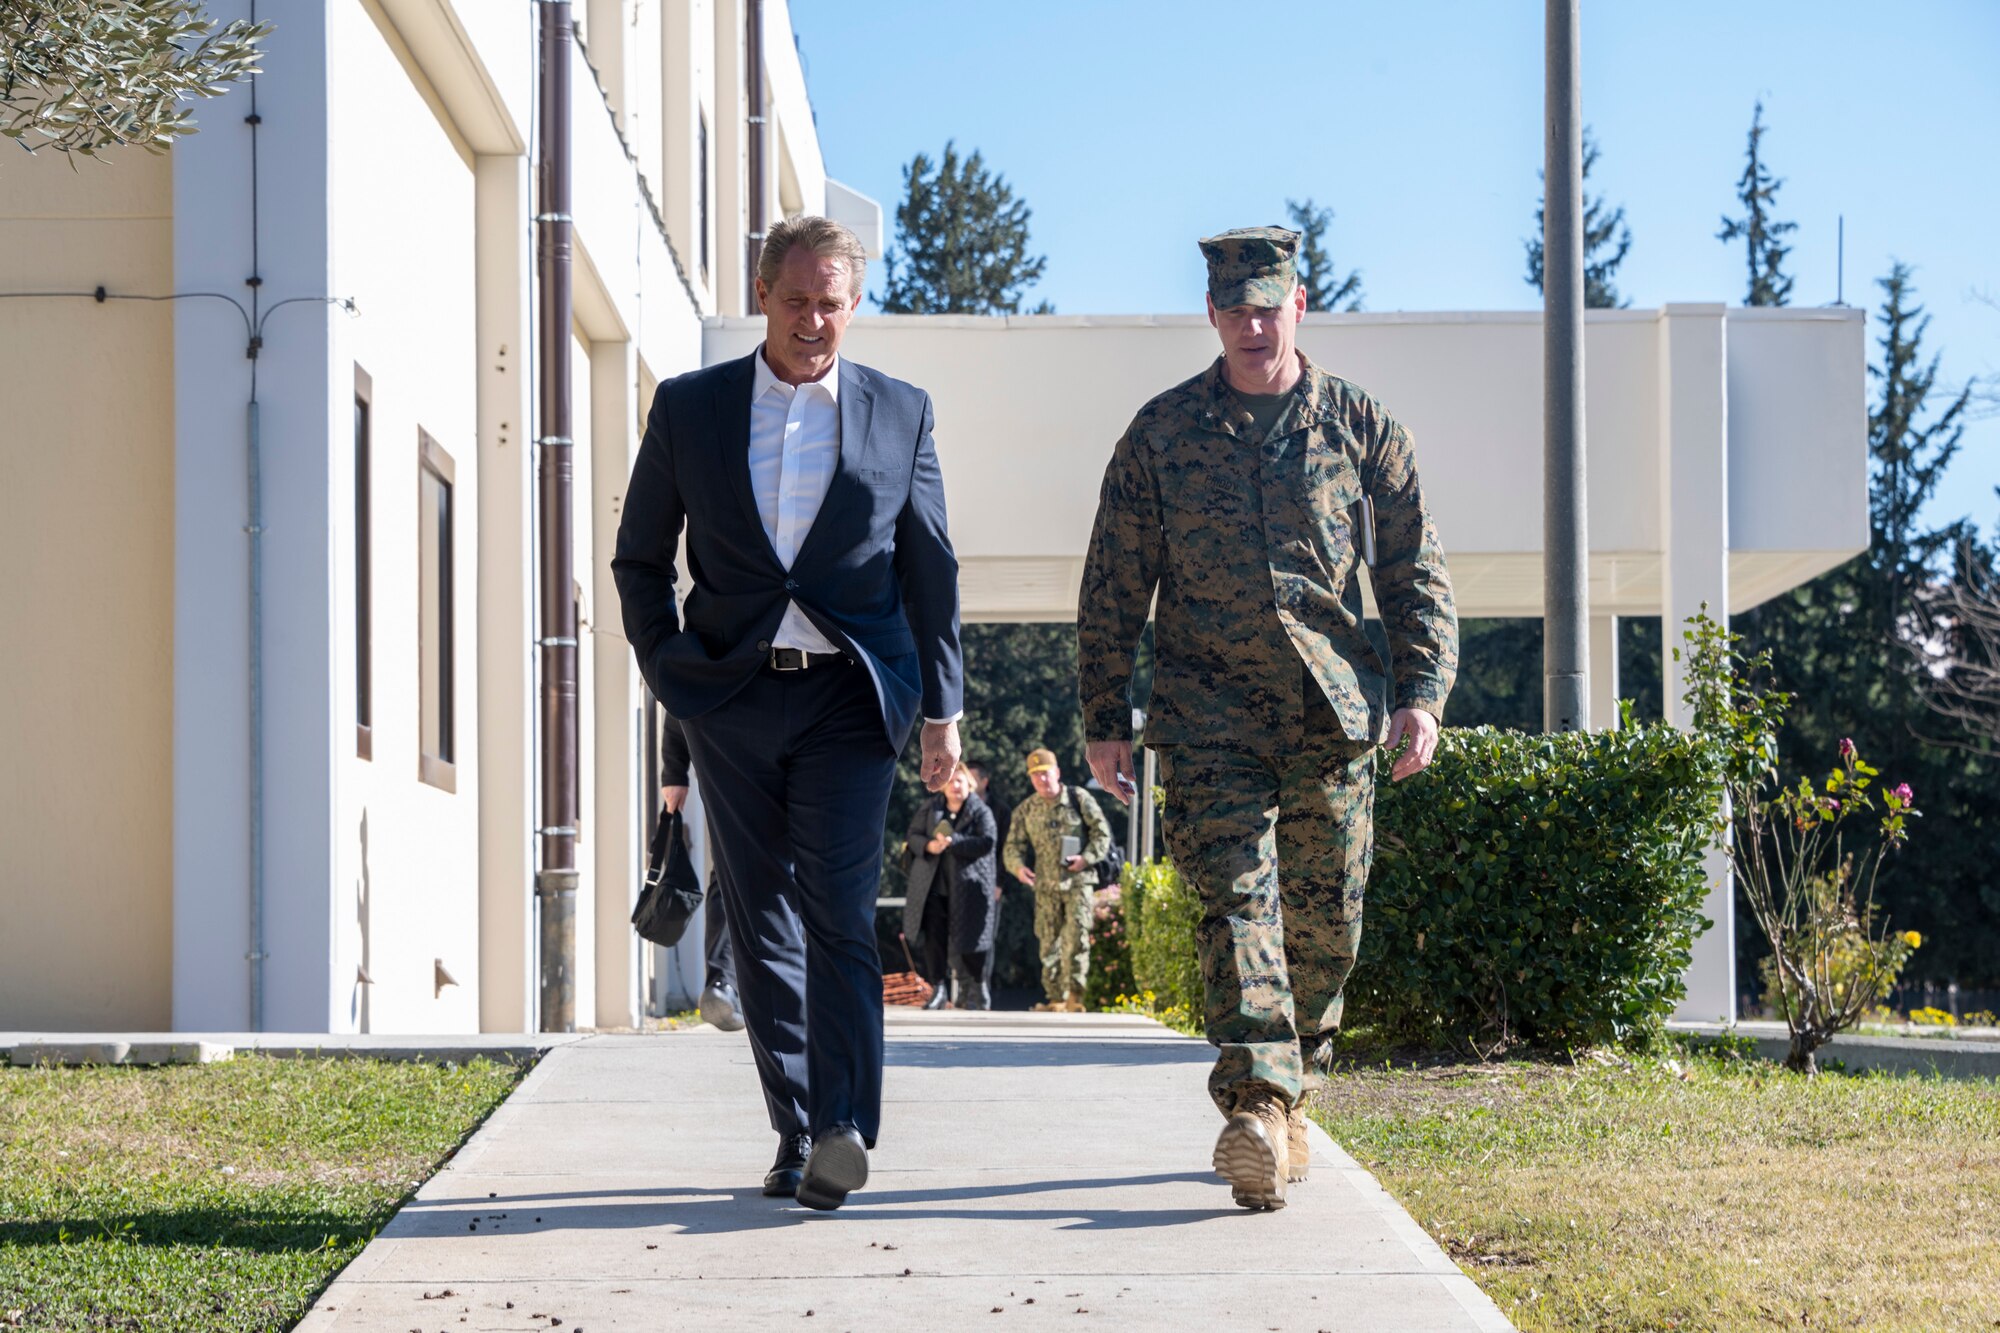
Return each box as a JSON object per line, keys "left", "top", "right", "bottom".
{"left": 612, "top": 352, "right": 964, "bottom": 751}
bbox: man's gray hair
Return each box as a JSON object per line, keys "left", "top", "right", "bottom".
{"left": 758, "top": 214, "right": 868, "bottom": 299}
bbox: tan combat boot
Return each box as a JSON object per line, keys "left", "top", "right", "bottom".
{"left": 1286, "top": 1103, "right": 1309, "bottom": 1183}
{"left": 1062, "top": 992, "right": 1087, "bottom": 1014}
{"left": 1212, "top": 1089, "right": 1289, "bottom": 1210}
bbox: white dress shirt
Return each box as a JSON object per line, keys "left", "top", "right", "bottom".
{"left": 746, "top": 345, "right": 961, "bottom": 726}
{"left": 749, "top": 345, "right": 845, "bottom": 656}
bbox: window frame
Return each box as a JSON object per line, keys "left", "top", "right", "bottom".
{"left": 354, "top": 365, "right": 374, "bottom": 760}
{"left": 416, "top": 429, "right": 457, "bottom": 793}
{"left": 697, "top": 106, "right": 711, "bottom": 283}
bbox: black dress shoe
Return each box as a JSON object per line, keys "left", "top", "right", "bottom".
{"left": 795, "top": 1126, "right": 868, "bottom": 1211}
{"left": 763, "top": 1132, "right": 811, "bottom": 1198}
{"left": 700, "top": 981, "right": 746, "bottom": 1032}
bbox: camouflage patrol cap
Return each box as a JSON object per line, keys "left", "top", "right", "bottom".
{"left": 1199, "top": 226, "right": 1301, "bottom": 308}
{"left": 1024, "top": 747, "right": 1060, "bottom": 775}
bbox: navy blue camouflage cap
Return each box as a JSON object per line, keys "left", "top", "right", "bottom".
{"left": 1199, "top": 226, "right": 1301, "bottom": 308}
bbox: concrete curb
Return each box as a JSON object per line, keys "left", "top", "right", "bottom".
{"left": 0, "top": 1032, "right": 598, "bottom": 1068}
{"left": 1670, "top": 1022, "right": 2000, "bottom": 1079}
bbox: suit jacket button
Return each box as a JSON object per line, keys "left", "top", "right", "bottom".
{"left": 785, "top": 579, "right": 799, "bottom": 592}
{"left": 757, "top": 639, "right": 771, "bottom": 652}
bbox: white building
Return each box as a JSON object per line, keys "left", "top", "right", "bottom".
{"left": 0, "top": 4, "right": 1867, "bottom": 1036}
{"left": 1, "top": 0, "right": 876, "bottom": 1035}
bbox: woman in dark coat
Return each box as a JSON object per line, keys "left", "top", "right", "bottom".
{"left": 903, "top": 763, "right": 1001, "bottom": 1009}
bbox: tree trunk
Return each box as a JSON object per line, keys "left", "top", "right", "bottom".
{"left": 1785, "top": 1030, "right": 1820, "bottom": 1075}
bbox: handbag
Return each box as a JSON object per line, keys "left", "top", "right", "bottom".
{"left": 631, "top": 808, "right": 705, "bottom": 948}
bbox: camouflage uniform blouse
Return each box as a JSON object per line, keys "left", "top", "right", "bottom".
{"left": 1078, "top": 356, "right": 1458, "bottom": 752}
{"left": 1003, "top": 786, "right": 1113, "bottom": 897}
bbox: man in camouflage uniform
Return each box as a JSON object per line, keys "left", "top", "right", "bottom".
{"left": 1002, "top": 748, "right": 1112, "bottom": 1013}
{"left": 1078, "top": 227, "right": 1457, "bottom": 1211}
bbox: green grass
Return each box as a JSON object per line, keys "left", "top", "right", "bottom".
{"left": 1308, "top": 1034, "right": 2000, "bottom": 1332}
{"left": 0, "top": 1055, "right": 523, "bottom": 1332}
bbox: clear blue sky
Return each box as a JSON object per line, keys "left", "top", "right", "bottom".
{"left": 789, "top": 0, "right": 1999, "bottom": 537}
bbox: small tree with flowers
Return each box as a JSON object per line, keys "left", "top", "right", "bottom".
{"left": 1681, "top": 611, "right": 1922, "bottom": 1073}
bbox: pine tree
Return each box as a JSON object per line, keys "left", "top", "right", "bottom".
{"left": 1717, "top": 101, "right": 1798, "bottom": 307}
{"left": 1868, "top": 265, "right": 1976, "bottom": 659}
{"left": 879, "top": 142, "right": 1051, "bottom": 314}
{"left": 1525, "top": 128, "right": 1633, "bottom": 309}
{"left": 1285, "top": 198, "right": 1363, "bottom": 312}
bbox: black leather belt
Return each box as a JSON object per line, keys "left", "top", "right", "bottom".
{"left": 768, "top": 647, "right": 848, "bottom": 672}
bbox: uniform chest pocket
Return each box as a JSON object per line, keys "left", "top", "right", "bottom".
{"left": 1157, "top": 440, "right": 1262, "bottom": 519}
{"left": 1300, "top": 443, "right": 1365, "bottom": 567}
{"left": 854, "top": 467, "right": 906, "bottom": 490}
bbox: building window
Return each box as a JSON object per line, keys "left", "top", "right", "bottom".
{"left": 698, "top": 108, "right": 710, "bottom": 282}
{"left": 418, "top": 430, "right": 456, "bottom": 792}
{"left": 355, "top": 365, "right": 373, "bottom": 760}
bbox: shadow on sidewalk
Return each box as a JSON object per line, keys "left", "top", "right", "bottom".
{"left": 399, "top": 1170, "right": 1238, "bottom": 1235}
{"left": 886, "top": 1041, "right": 1213, "bottom": 1070}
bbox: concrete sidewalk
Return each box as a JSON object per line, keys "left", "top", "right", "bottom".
{"left": 297, "top": 1010, "right": 1514, "bottom": 1332}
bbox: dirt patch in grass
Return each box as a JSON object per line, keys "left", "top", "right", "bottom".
{"left": 1309, "top": 1038, "right": 2000, "bottom": 1332}
{"left": 0, "top": 1055, "right": 523, "bottom": 1332}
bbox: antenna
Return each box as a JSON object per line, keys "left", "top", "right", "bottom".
{"left": 1836, "top": 215, "right": 1845, "bottom": 305}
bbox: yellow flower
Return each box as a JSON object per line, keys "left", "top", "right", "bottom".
{"left": 1902, "top": 930, "right": 1922, "bottom": 948}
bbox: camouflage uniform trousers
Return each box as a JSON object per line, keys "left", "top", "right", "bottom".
{"left": 1158, "top": 732, "right": 1375, "bottom": 1116}
{"left": 1032, "top": 883, "right": 1095, "bottom": 1004}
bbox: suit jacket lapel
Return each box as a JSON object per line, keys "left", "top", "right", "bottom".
{"left": 794, "top": 359, "right": 873, "bottom": 568}
{"left": 711, "top": 353, "right": 781, "bottom": 568}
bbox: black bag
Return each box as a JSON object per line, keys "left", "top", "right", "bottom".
{"left": 1095, "top": 838, "right": 1127, "bottom": 888}
{"left": 631, "top": 808, "right": 704, "bottom": 947}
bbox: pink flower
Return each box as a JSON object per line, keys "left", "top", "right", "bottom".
{"left": 1838, "top": 737, "right": 1856, "bottom": 759}
{"left": 1824, "top": 798, "right": 1842, "bottom": 813}
{"left": 1894, "top": 783, "right": 1914, "bottom": 804}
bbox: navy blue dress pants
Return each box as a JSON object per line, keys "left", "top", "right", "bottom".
{"left": 701, "top": 848, "right": 734, "bottom": 991}
{"left": 680, "top": 657, "right": 900, "bottom": 1147}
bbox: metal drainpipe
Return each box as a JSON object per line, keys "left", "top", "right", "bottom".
{"left": 535, "top": 0, "right": 579, "bottom": 1032}
{"left": 245, "top": 0, "right": 267, "bottom": 1031}
{"left": 247, "top": 394, "right": 266, "bottom": 1030}
{"left": 744, "top": 0, "right": 767, "bottom": 309}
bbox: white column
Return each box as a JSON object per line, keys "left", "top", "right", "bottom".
{"left": 1659, "top": 303, "right": 1734, "bottom": 1022}
{"left": 172, "top": 3, "right": 337, "bottom": 1032}
{"left": 475, "top": 152, "right": 537, "bottom": 1034}
{"left": 1589, "top": 615, "right": 1620, "bottom": 730}
{"left": 712, "top": 0, "right": 747, "bottom": 317}
{"left": 583, "top": 0, "right": 631, "bottom": 132}
{"left": 592, "top": 339, "right": 643, "bottom": 1029}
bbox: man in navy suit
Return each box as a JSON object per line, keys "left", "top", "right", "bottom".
{"left": 613, "top": 214, "right": 963, "bottom": 1211}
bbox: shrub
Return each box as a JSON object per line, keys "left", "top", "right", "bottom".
{"left": 1126, "top": 858, "right": 1203, "bottom": 1015}
{"left": 1351, "top": 716, "right": 1724, "bottom": 1053}
{"left": 1683, "top": 609, "right": 1926, "bottom": 1074}
{"left": 1111, "top": 718, "right": 1725, "bottom": 1054}
{"left": 1084, "top": 885, "right": 1135, "bottom": 1010}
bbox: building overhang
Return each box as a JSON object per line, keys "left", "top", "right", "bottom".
{"left": 704, "top": 306, "right": 1869, "bottom": 623}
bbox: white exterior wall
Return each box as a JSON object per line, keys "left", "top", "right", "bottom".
{"left": 171, "top": 1, "right": 338, "bottom": 1032}
{"left": 327, "top": 2, "right": 483, "bottom": 1033}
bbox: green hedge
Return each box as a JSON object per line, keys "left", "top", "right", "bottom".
{"left": 1127, "top": 858, "right": 1203, "bottom": 1011}
{"left": 1354, "top": 723, "right": 1722, "bottom": 1050}
{"left": 1117, "top": 721, "right": 1724, "bottom": 1052}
